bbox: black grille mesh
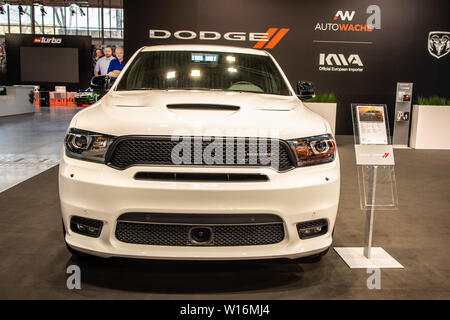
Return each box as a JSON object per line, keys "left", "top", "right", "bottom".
{"left": 107, "top": 137, "right": 294, "bottom": 171}
{"left": 115, "top": 222, "right": 285, "bottom": 247}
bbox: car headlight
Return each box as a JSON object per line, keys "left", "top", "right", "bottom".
{"left": 287, "top": 134, "right": 336, "bottom": 167}
{"left": 65, "top": 128, "right": 116, "bottom": 163}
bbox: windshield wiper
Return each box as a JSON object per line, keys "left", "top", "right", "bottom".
{"left": 178, "top": 87, "right": 221, "bottom": 91}
{"left": 122, "top": 87, "right": 154, "bottom": 91}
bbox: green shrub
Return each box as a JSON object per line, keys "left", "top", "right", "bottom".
{"left": 417, "top": 96, "right": 449, "bottom": 105}
{"left": 305, "top": 93, "right": 336, "bottom": 103}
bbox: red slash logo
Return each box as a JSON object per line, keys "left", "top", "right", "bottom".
{"left": 382, "top": 153, "right": 389, "bottom": 158}
{"left": 253, "top": 28, "right": 290, "bottom": 49}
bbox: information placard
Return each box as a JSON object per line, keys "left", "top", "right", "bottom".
{"left": 354, "top": 144, "right": 395, "bottom": 166}
{"left": 351, "top": 103, "right": 398, "bottom": 210}
{"left": 355, "top": 105, "right": 388, "bottom": 145}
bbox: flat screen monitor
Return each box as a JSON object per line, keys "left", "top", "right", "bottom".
{"left": 20, "top": 47, "right": 79, "bottom": 83}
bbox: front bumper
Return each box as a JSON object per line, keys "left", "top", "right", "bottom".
{"left": 59, "top": 150, "right": 340, "bottom": 260}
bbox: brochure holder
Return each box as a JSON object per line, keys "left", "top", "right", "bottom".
{"left": 334, "top": 104, "right": 403, "bottom": 269}
{"left": 392, "top": 82, "right": 413, "bottom": 148}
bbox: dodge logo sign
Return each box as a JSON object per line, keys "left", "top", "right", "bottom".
{"left": 428, "top": 31, "right": 450, "bottom": 59}
{"left": 149, "top": 28, "right": 289, "bottom": 49}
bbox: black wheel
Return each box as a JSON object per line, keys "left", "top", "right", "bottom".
{"left": 62, "top": 220, "right": 90, "bottom": 258}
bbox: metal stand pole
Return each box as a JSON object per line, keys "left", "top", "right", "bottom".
{"left": 364, "top": 165, "right": 378, "bottom": 259}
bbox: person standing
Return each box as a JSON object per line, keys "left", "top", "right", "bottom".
{"left": 0, "top": 46, "right": 6, "bottom": 85}
{"left": 92, "top": 48, "right": 104, "bottom": 73}
{"left": 107, "top": 47, "right": 125, "bottom": 78}
{"left": 94, "top": 46, "right": 115, "bottom": 76}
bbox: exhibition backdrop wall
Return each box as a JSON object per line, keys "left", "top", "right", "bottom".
{"left": 124, "top": 0, "right": 450, "bottom": 134}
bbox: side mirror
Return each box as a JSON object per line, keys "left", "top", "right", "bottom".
{"left": 90, "top": 75, "right": 109, "bottom": 91}
{"left": 297, "top": 81, "right": 315, "bottom": 100}
{"left": 91, "top": 75, "right": 115, "bottom": 92}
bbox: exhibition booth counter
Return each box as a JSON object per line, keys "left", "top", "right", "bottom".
{"left": 34, "top": 91, "right": 79, "bottom": 107}
{"left": 410, "top": 104, "right": 450, "bottom": 150}
{"left": 0, "top": 86, "right": 36, "bottom": 117}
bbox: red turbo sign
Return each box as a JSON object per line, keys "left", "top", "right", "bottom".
{"left": 33, "top": 36, "right": 62, "bottom": 44}
{"left": 149, "top": 28, "right": 290, "bottom": 49}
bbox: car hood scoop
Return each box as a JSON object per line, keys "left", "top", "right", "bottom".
{"left": 166, "top": 104, "right": 240, "bottom": 111}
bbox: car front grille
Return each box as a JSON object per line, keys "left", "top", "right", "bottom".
{"left": 106, "top": 136, "right": 295, "bottom": 171}
{"left": 114, "top": 213, "right": 285, "bottom": 247}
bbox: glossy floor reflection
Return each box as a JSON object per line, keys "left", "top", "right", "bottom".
{"left": 0, "top": 107, "right": 81, "bottom": 192}
{"left": 0, "top": 119, "right": 449, "bottom": 298}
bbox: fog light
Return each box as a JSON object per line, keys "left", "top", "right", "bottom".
{"left": 297, "top": 219, "right": 328, "bottom": 239}
{"left": 70, "top": 216, "right": 103, "bottom": 238}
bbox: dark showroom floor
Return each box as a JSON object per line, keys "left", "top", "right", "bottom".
{"left": 0, "top": 107, "right": 449, "bottom": 299}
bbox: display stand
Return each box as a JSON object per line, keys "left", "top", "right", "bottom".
{"left": 393, "top": 82, "right": 413, "bottom": 148}
{"left": 363, "top": 165, "right": 377, "bottom": 258}
{"left": 334, "top": 104, "right": 403, "bottom": 269}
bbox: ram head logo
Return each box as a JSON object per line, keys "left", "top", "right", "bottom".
{"left": 428, "top": 31, "right": 450, "bottom": 59}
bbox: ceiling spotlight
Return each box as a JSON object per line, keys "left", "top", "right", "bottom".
{"left": 79, "top": 8, "right": 85, "bottom": 16}
{"left": 191, "top": 69, "right": 201, "bottom": 77}
{"left": 18, "top": 5, "right": 25, "bottom": 15}
{"left": 40, "top": 5, "right": 46, "bottom": 16}
{"left": 70, "top": 4, "right": 79, "bottom": 16}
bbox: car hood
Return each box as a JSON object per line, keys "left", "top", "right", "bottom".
{"left": 71, "top": 90, "right": 330, "bottom": 139}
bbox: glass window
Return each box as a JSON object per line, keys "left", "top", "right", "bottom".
{"left": 65, "top": 6, "right": 77, "bottom": 35}
{"left": 0, "top": 7, "right": 7, "bottom": 24}
{"left": 34, "top": 5, "right": 44, "bottom": 34}
{"left": 116, "top": 51, "right": 291, "bottom": 96}
{"left": 77, "top": 7, "right": 88, "bottom": 36}
{"left": 103, "top": 8, "right": 111, "bottom": 38}
{"left": 0, "top": 26, "right": 7, "bottom": 36}
{"left": 9, "top": 5, "right": 20, "bottom": 34}
{"left": 54, "top": 7, "right": 65, "bottom": 35}
{"left": 0, "top": 5, "right": 124, "bottom": 38}
{"left": 19, "top": 5, "right": 32, "bottom": 34}
{"left": 110, "top": 8, "right": 123, "bottom": 38}
{"left": 87, "top": 7, "right": 101, "bottom": 38}
{"left": 42, "top": 6, "right": 55, "bottom": 34}
{"left": 0, "top": 5, "right": 9, "bottom": 35}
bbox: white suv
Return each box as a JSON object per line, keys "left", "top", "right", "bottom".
{"left": 59, "top": 45, "right": 340, "bottom": 261}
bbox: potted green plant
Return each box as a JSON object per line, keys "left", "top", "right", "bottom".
{"left": 410, "top": 96, "right": 450, "bottom": 149}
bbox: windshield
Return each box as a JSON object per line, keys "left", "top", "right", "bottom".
{"left": 116, "top": 50, "right": 291, "bottom": 96}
